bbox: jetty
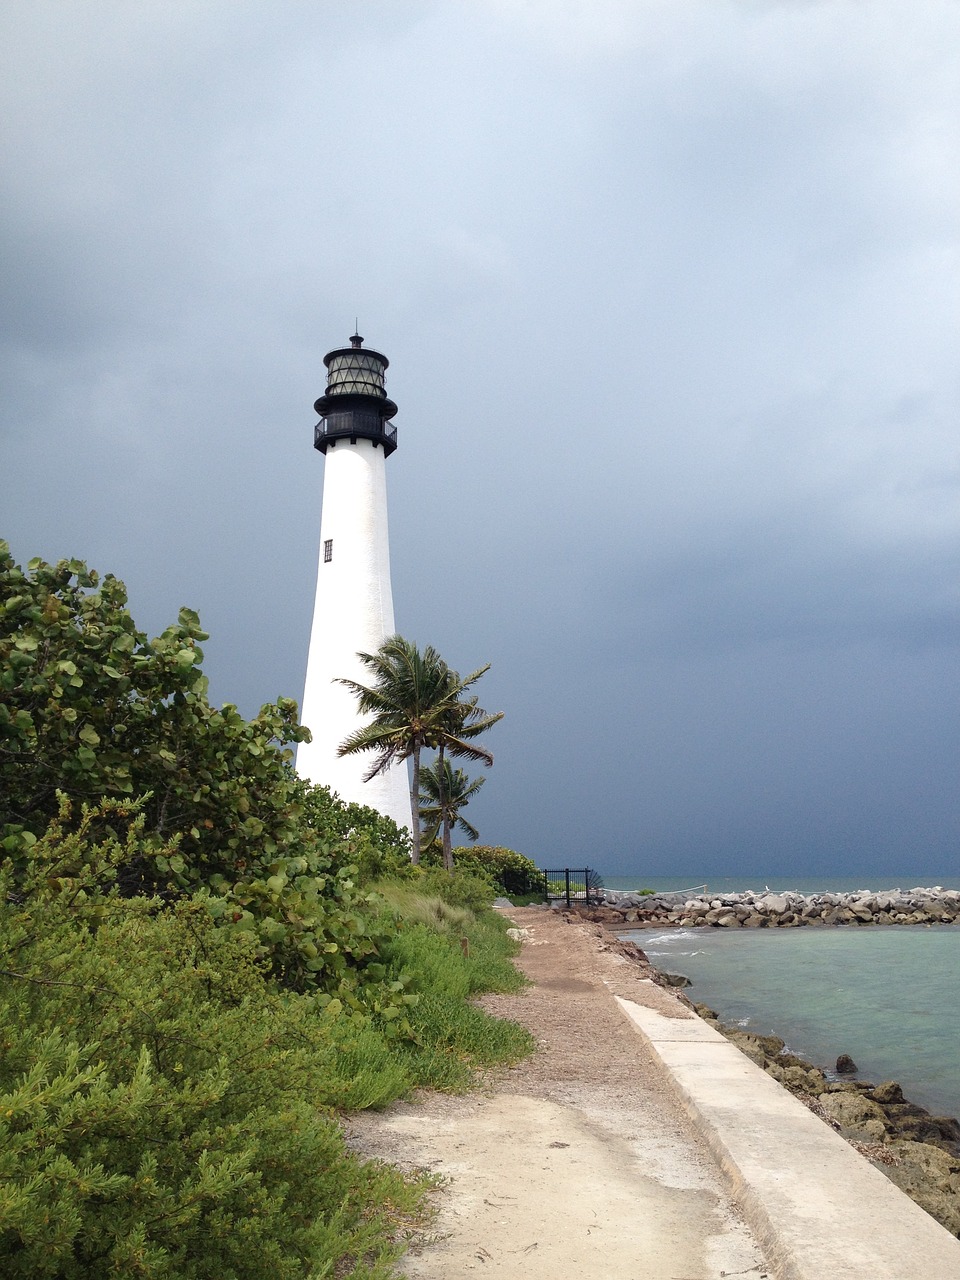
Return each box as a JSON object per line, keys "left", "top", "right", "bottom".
{"left": 591, "top": 884, "right": 960, "bottom": 928}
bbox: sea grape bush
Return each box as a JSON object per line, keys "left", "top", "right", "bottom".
{"left": 0, "top": 542, "right": 308, "bottom": 883}
{"left": 0, "top": 543, "right": 412, "bottom": 1014}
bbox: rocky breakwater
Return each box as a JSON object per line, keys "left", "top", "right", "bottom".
{"left": 692, "top": 1002, "right": 960, "bottom": 1238}
{"left": 584, "top": 886, "right": 960, "bottom": 929}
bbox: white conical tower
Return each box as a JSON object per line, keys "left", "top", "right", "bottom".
{"left": 297, "top": 332, "right": 411, "bottom": 830}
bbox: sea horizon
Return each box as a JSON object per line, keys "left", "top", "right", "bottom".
{"left": 601, "top": 873, "right": 960, "bottom": 896}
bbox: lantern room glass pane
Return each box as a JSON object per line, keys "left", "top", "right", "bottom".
{"left": 327, "top": 352, "right": 386, "bottom": 396}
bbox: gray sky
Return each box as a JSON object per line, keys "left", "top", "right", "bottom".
{"left": 2, "top": 1, "right": 958, "bottom": 880}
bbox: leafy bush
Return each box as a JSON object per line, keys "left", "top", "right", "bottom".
{"left": 417, "top": 864, "right": 496, "bottom": 909}
{"left": 0, "top": 544, "right": 311, "bottom": 888}
{"left": 447, "top": 845, "right": 544, "bottom": 897}
{"left": 0, "top": 812, "right": 428, "bottom": 1278}
{"left": 296, "top": 781, "right": 412, "bottom": 883}
{"left": 0, "top": 546, "right": 419, "bottom": 1014}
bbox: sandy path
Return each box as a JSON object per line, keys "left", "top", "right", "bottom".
{"left": 344, "top": 908, "right": 770, "bottom": 1279}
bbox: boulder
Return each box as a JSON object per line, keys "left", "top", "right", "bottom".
{"left": 659, "top": 971, "right": 691, "bottom": 988}
{"left": 879, "top": 1140, "right": 960, "bottom": 1238}
{"left": 816, "top": 1091, "right": 888, "bottom": 1141}
{"left": 779, "top": 1063, "right": 829, "bottom": 1094}
{"left": 836, "top": 1053, "right": 858, "bottom": 1074}
{"left": 723, "top": 1030, "right": 769, "bottom": 1066}
{"left": 756, "top": 893, "right": 790, "bottom": 914}
{"left": 869, "top": 1080, "right": 905, "bottom": 1105}
{"left": 823, "top": 907, "right": 851, "bottom": 925}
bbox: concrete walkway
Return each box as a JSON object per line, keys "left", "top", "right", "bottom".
{"left": 619, "top": 993, "right": 960, "bottom": 1280}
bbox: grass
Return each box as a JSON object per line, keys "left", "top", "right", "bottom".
{"left": 373, "top": 876, "right": 534, "bottom": 1092}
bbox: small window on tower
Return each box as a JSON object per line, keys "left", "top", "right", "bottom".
{"left": 324, "top": 539, "right": 333, "bottom": 563}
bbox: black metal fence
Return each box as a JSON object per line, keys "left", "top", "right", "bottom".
{"left": 539, "top": 867, "right": 604, "bottom": 907}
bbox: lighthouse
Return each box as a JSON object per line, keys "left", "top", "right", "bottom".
{"left": 296, "top": 332, "right": 411, "bottom": 830}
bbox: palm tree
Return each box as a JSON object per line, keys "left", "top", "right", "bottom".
{"left": 419, "top": 759, "right": 485, "bottom": 870}
{"left": 429, "top": 686, "right": 500, "bottom": 871}
{"left": 336, "top": 636, "right": 501, "bottom": 864}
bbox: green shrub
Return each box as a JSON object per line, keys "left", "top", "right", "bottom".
{"left": 415, "top": 864, "right": 496, "bottom": 910}
{"left": 447, "top": 845, "right": 544, "bottom": 898}
{"left": 0, "top": 817, "right": 429, "bottom": 1278}
{"left": 297, "top": 781, "right": 412, "bottom": 883}
{"left": 0, "top": 545, "right": 409, "bottom": 903}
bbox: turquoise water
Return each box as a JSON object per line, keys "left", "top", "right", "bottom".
{"left": 622, "top": 923, "right": 960, "bottom": 1124}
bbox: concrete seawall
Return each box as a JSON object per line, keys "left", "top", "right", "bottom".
{"left": 618, "top": 991, "right": 960, "bottom": 1279}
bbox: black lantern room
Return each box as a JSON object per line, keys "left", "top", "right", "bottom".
{"left": 313, "top": 332, "right": 398, "bottom": 457}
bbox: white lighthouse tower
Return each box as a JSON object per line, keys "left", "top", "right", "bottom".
{"left": 297, "top": 332, "right": 411, "bottom": 830}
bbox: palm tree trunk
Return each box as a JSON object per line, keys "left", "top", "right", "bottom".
{"left": 410, "top": 744, "right": 422, "bottom": 864}
{"left": 438, "top": 744, "right": 454, "bottom": 873}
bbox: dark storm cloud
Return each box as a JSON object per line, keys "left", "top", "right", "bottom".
{"left": 2, "top": 1, "right": 958, "bottom": 878}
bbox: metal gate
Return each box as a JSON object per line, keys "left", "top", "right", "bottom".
{"left": 539, "top": 867, "right": 603, "bottom": 907}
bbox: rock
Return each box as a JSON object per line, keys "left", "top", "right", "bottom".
{"left": 659, "top": 971, "right": 691, "bottom": 988}
{"left": 609, "top": 939, "right": 649, "bottom": 965}
{"left": 891, "top": 1115, "right": 953, "bottom": 1146}
{"left": 779, "top": 1063, "right": 829, "bottom": 1094}
{"left": 816, "top": 1091, "right": 888, "bottom": 1141}
{"left": 492, "top": 897, "right": 514, "bottom": 907}
{"left": 756, "top": 893, "right": 790, "bottom": 914}
{"left": 879, "top": 1140, "right": 960, "bottom": 1237}
{"left": 869, "top": 1080, "right": 905, "bottom": 1105}
{"left": 823, "top": 906, "right": 854, "bottom": 925}
{"left": 933, "top": 1115, "right": 960, "bottom": 1144}
{"left": 754, "top": 1033, "right": 786, "bottom": 1057}
{"left": 836, "top": 1053, "right": 858, "bottom": 1074}
{"left": 722, "top": 1030, "right": 768, "bottom": 1067}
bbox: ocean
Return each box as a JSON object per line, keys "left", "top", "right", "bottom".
{"left": 602, "top": 874, "right": 960, "bottom": 895}
{"left": 618, "top": 919, "right": 960, "bottom": 1125}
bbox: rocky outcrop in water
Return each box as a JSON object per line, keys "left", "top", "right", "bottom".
{"left": 585, "top": 886, "right": 960, "bottom": 929}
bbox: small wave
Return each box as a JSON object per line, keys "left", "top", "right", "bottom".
{"left": 636, "top": 930, "right": 696, "bottom": 945}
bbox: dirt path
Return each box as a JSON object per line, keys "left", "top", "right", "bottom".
{"left": 344, "top": 908, "right": 770, "bottom": 1279}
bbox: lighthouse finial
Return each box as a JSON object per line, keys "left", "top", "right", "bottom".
{"left": 351, "top": 322, "right": 363, "bottom": 349}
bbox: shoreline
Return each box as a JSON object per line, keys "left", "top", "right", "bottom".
{"left": 347, "top": 906, "right": 960, "bottom": 1276}
{"left": 579, "top": 912, "right": 960, "bottom": 1239}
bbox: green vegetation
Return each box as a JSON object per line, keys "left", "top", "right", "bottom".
{"left": 337, "top": 637, "right": 501, "bottom": 866}
{"left": 418, "top": 758, "right": 484, "bottom": 849}
{"left": 0, "top": 544, "right": 531, "bottom": 1278}
{"left": 439, "top": 845, "right": 546, "bottom": 900}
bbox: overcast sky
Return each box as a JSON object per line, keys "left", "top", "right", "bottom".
{"left": 2, "top": 1, "right": 958, "bottom": 881}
